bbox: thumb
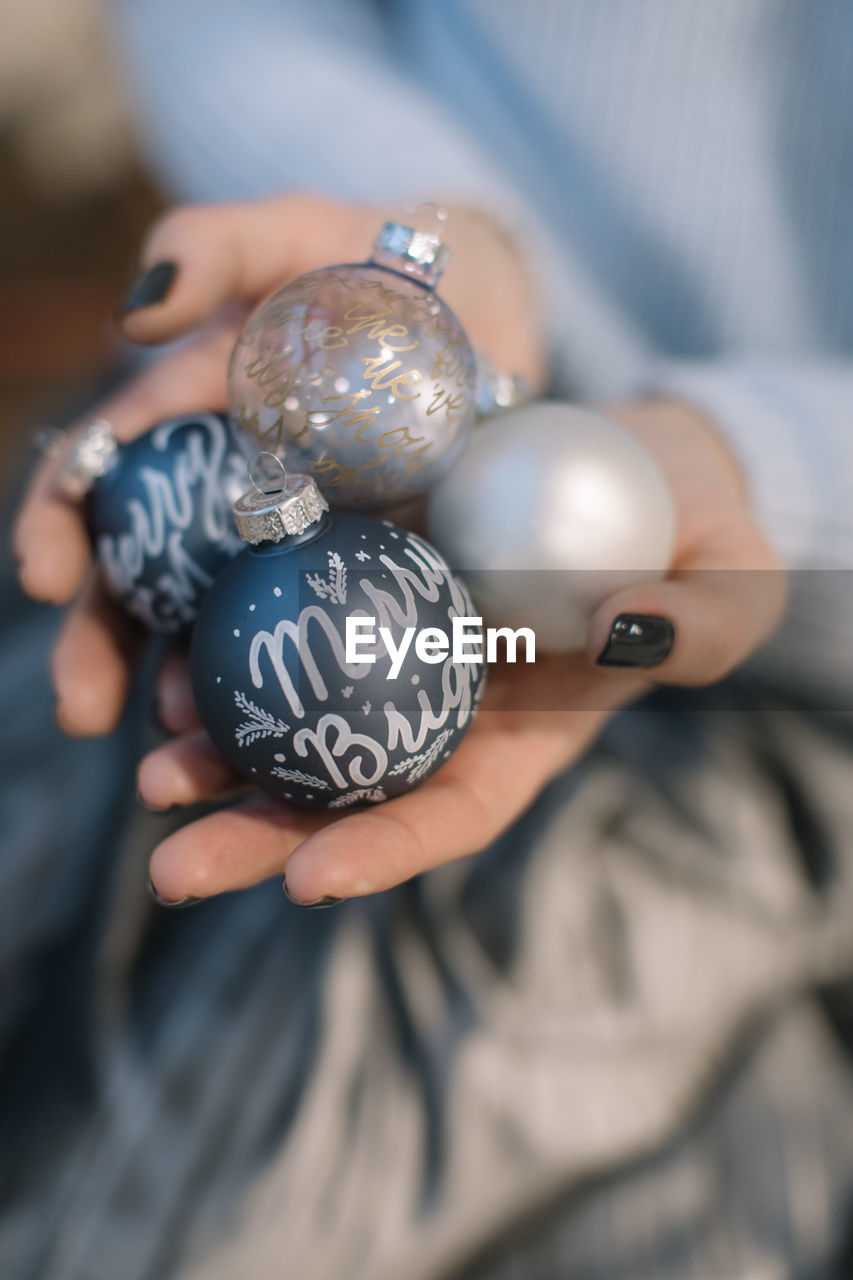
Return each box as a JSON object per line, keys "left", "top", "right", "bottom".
{"left": 119, "top": 193, "right": 379, "bottom": 345}
{"left": 585, "top": 525, "right": 787, "bottom": 686}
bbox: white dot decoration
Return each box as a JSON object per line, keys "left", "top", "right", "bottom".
{"left": 284, "top": 396, "right": 299, "bottom": 412}
{"left": 188, "top": 508, "right": 486, "bottom": 810}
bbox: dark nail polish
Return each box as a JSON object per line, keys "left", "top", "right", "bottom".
{"left": 122, "top": 261, "right": 177, "bottom": 316}
{"left": 596, "top": 613, "right": 675, "bottom": 668}
{"left": 148, "top": 877, "right": 200, "bottom": 909}
{"left": 283, "top": 879, "right": 342, "bottom": 909}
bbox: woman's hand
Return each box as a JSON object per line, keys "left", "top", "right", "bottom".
{"left": 12, "top": 194, "right": 544, "bottom": 736}
{"left": 10, "top": 192, "right": 786, "bottom": 904}
{"left": 138, "top": 397, "right": 786, "bottom": 907}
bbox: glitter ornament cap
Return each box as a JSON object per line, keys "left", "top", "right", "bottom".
{"left": 370, "top": 220, "right": 452, "bottom": 287}
{"left": 233, "top": 452, "right": 329, "bottom": 545}
{"left": 58, "top": 419, "right": 119, "bottom": 499}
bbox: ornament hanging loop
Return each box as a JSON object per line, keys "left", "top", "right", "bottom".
{"left": 403, "top": 201, "right": 448, "bottom": 238}
{"left": 248, "top": 450, "right": 288, "bottom": 496}
{"left": 234, "top": 455, "right": 328, "bottom": 545}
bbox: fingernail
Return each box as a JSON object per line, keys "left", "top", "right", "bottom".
{"left": 136, "top": 788, "right": 171, "bottom": 814}
{"left": 283, "top": 878, "right": 343, "bottom": 909}
{"left": 148, "top": 877, "right": 200, "bottom": 909}
{"left": 596, "top": 613, "right": 675, "bottom": 668}
{"left": 121, "top": 261, "right": 177, "bottom": 316}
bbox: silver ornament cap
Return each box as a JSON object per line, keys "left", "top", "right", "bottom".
{"left": 370, "top": 220, "right": 451, "bottom": 287}
{"left": 475, "top": 352, "right": 535, "bottom": 417}
{"left": 58, "top": 419, "right": 119, "bottom": 499}
{"left": 234, "top": 452, "right": 328, "bottom": 545}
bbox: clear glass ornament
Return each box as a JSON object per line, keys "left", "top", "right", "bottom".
{"left": 227, "top": 212, "right": 477, "bottom": 509}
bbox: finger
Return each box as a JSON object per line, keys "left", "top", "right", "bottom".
{"left": 13, "top": 318, "right": 237, "bottom": 602}
{"left": 155, "top": 646, "right": 202, "bottom": 734}
{"left": 148, "top": 796, "right": 333, "bottom": 902}
{"left": 281, "top": 701, "right": 628, "bottom": 903}
{"left": 586, "top": 522, "right": 787, "bottom": 685}
{"left": 120, "top": 194, "right": 379, "bottom": 345}
{"left": 147, "top": 663, "right": 641, "bottom": 903}
{"left": 138, "top": 728, "right": 241, "bottom": 811}
{"left": 149, "top": 724, "right": 555, "bottom": 904}
{"left": 13, "top": 445, "right": 91, "bottom": 603}
{"left": 51, "top": 572, "right": 146, "bottom": 736}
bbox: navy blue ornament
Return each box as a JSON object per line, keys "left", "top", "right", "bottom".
{"left": 190, "top": 468, "right": 484, "bottom": 810}
{"left": 84, "top": 413, "right": 248, "bottom": 633}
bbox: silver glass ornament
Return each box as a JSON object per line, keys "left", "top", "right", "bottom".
{"left": 227, "top": 216, "right": 477, "bottom": 510}
{"left": 426, "top": 403, "right": 676, "bottom": 653}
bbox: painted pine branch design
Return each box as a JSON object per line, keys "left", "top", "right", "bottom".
{"left": 328, "top": 787, "right": 387, "bottom": 809}
{"left": 305, "top": 551, "right": 348, "bottom": 604}
{"left": 270, "top": 765, "right": 331, "bottom": 789}
{"left": 233, "top": 691, "right": 290, "bottom": 746}
{"left": 388, "top": 729, "right": 453, "bottom": 783}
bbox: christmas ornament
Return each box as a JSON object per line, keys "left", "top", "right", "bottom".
{"left": 426, "top": 403, "right": 676, "bottom": 653}
{"left": 61, "top": 413, "right": 248, "bottom": 632}
{"left": 190, "top": 457, "right": 484, "bottom": 810}
{"left": 227, "top": 209, "right": 477, "bottom": 509}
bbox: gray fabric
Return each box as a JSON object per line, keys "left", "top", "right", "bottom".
{"left": 4, "top": 487, "right": 853, "bottom": 1279}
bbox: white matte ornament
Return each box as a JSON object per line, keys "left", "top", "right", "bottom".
{"left": 426, "top": 403, "right": 676, "bottom": 653}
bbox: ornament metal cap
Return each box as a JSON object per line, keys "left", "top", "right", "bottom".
{"left": 58, "top": 418, "right": 119, "bottom": 499}
{"left": 475, "top": 353, "right": 535, "bottom": 418}
{"left": 234, "top": 452, "right": 328, "bottom": 545}
{"left": 371, "top": 208, "right": 451, "bottom": 287}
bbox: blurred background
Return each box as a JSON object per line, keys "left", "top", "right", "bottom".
{"left": 0, "top": 0, "right": 161, "bottom": 473}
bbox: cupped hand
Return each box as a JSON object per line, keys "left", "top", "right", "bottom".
{"left": 12, "top": 194, "right": 544, "bottom": 736}
{"left": 11, "top": 192, "right": 786, "bottom": 903}
{"left": 139, "top": 397, "right": 787, "bottom": 907}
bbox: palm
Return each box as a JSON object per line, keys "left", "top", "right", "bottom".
{"left": 13, "top": 193, "right": 784, "bottom": 904}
